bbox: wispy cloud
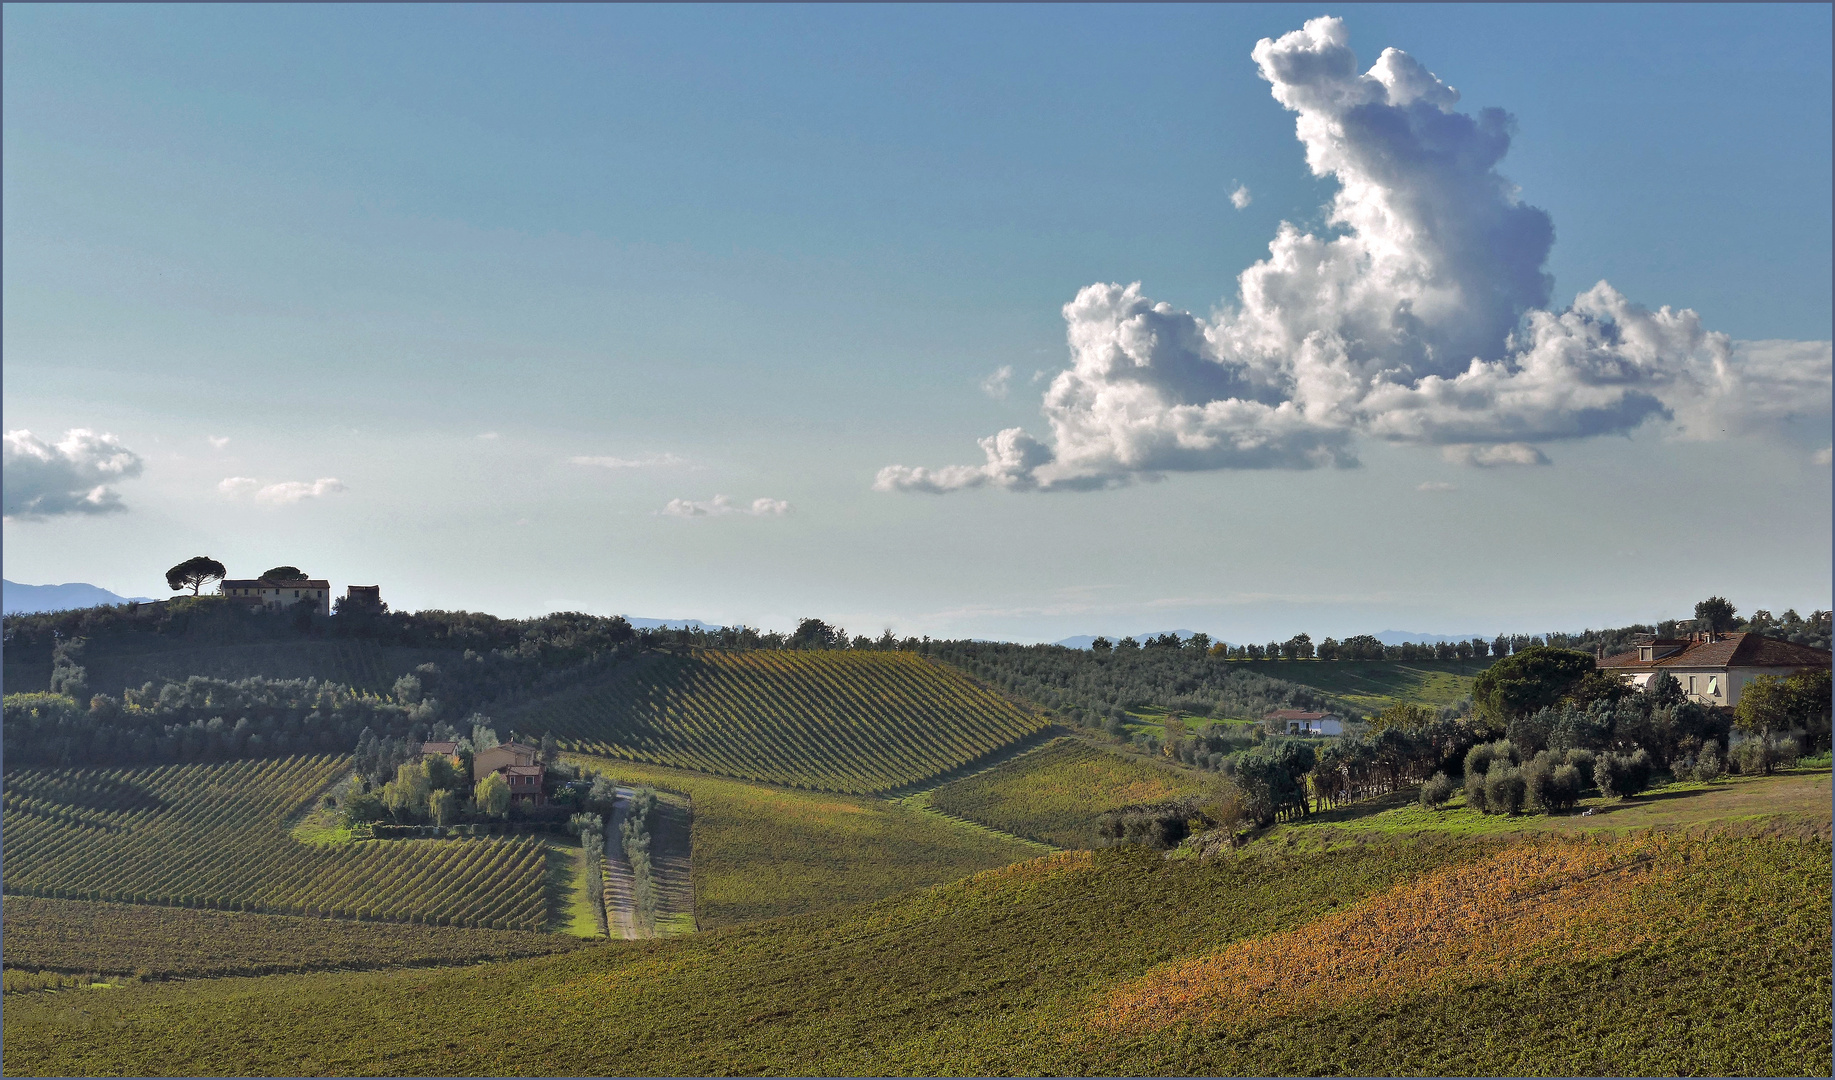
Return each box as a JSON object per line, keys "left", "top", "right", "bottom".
{"left": 571, "top": 452, "right": 690, "bottom": 469}
{"left": 208, "top": 435, "right": 230, "bottom": 450}
{"left": 980, "top": 366, "right": 1013, "bottom": 399}
{"left": 219, "top": 476, "right": 347, "bottom": 504}
{"left": 1441, "top": 443, "right": 1549, "bottom": 468}
{"left": 1230, "top": 183, "right": 1252, "bottom": 209}
{"left": 1417, "top": 480, "right": 1457, "bottom": 492}
{"left": 477, "top": 431, "right": 501, "bottom": 441}
{"left": 660, "top": 494, "right": 790, "bottom": 517}
{"left": 1816, "top": 447, "right": 1832, "bottom": 465}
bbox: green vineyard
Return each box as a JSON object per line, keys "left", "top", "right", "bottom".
{"left": 2, "top": 639, "right": 456, "bottom": 697}
{"left": 1, "top": 757, "right": 549, "bottom": 930}
{"left": 503, "top": 650, "right": 1050, "bottom": 794}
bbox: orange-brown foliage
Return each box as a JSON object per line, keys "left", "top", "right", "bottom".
{"left": 1097, "top": 836, "right": 1682, "bottom": 1032}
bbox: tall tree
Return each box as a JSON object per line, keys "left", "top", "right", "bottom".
{"left": 1695, "top": 597, "right": 1737, "bottom": 636}
{"left": 1472, "top": 646, "right": 1595, "bottom": 727}
{"left": 166, "top": 555, "right": 227, "bottom": 595}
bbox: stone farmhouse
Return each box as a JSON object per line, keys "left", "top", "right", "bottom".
{"left": 473, "top": 741, "right": 547, "bottom": 806}
{"left": 1597, "top": 631, "right": 1831, "bottom": 708}
{"left": 1267, "top": 709, "right": 1346, "bottom": 736}
{"left": 220, "top": 574, "right": 332, "bottom": 616}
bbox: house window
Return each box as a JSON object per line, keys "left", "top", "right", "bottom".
{"left": 1687, "top": 675, "right": 1697, "bottom": 694}
{"left": 1707, "top": 676, "right": 1719, "bottom": 696}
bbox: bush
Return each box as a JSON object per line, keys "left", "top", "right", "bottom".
{"left": 1595, "top": 751, "right": 1650, "bottom": 799}
{"left": 1524, "top": 752, "right": 1560, "bottom": 813}
{"left": 1548, "top": 763, "right": 1584, "bottom": 811}
{"left": 1418, "top": 772, "right": 1454, "bottom": 809}
{"left": 1692, "top": 747, "right": 1723, "bottom": 782}
{"left": 1462, "top": 769, "right": 1488, "bottom": 813}
{"left": 1484, "top": 765, "right": 1526, "bottom": 816}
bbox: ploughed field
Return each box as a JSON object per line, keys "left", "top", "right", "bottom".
{"left": 1, "top": 757, "right": 550, "bottom": 930}
{"left": 502, "top": 649, "right": 1050, "bottom": 793}
{"left": 6, "top": 831, "right": 1826, "bottom": 1077}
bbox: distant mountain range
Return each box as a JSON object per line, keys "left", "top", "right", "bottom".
{"left": 4, "top": 580, "right": 155, "bottom": 615}
{"left": 1052, "top": 629, "right": 1486, "bottom": 650}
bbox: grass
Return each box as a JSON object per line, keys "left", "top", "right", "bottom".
{"left": 562, "top": 846, "right": 605, "bottom": 938}
{"left": 565, "top": 754, "right": 1043, "bottom": 928}
{"left": 504, "top": 650, "right": 1050, "bottom": 794}
{"left": 924, "top": 737, "right": 1211, "bottom": 847}
{"left": 3, "top": 829, "right": 1825, "bottom": 1077}
{"left": 1258, "top": 767, "right": 1834, "bottom": 851}
{"left": 3, "top": 757, "right": 551, "bottom": 929}
{"left": 1256, "top": 657, "right": 1493, "bottom": 714}
{"left": 0, "top": 896, "right": 587, "bottom": 981}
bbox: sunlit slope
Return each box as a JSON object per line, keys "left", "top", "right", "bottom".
{"left": 1265, "top": 658, "right": 1491, "bottom": 713}
{"left": 6, "top": 833, "right": 1826, "bottom": 1076}
{"left": 926, "top": 737, "right": 1208, "bottom": 848}
{"left": 567, "top": 755, "right": 1043, "bottom": 927}
{"left": 1, "top": 758, "right": 549, "bottom": 929}
{"left": 506, "top": 650, "right": 1050, "bottom": 793}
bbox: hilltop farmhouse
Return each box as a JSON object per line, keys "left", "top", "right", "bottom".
{"left": 1598, "top": 631, "right": 1832, "bottom": 708}
{"left": 220, "top": 574, "right": 332, "bottom": 616}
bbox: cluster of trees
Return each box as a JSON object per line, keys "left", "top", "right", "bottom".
{"left": 570, "top": 811, "right": 611, "bottom": 936}
{"left": 620, "top": 788, "right": 660, "bottom": 933}
{"left": 1, "top": 676, "right": 429, "bottom": 768}
{"left": 339, "top": 724, "right": 568, "bottom": 828}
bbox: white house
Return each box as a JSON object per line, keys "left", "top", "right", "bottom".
{"left": 1267, "top": 709, "right": 1345, "bottom": 737}
{"left": 220, "top": 575, "right": 331, "bottom": 616}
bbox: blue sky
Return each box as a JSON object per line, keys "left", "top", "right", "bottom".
{"left": 5, "top": 4, "right": 1830, "bottom": 642}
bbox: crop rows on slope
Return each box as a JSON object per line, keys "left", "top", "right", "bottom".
{"left": 1, "top": 758, "right": 548, "bottom": 930}
{"left": 0, "top": 896, "right": 584, "bottom": 979}
{"left": 506, "top": 651, "right": 1049, "bottom": 793}
{"left": 928, "top": 738, "right": 1208, "bottom": 848}
{"left": 84, "top": 641, "right": 447, "bottom": 697}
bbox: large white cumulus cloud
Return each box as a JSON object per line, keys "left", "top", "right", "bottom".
{"left": 877, "top": 16, "right": 1832, "bottom": 493}
{"left": 3, "top": 429, "right": 145, "bottom": 520}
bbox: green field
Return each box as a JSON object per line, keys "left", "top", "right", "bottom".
{"left": 3, "top": 639, "right": 458, "bottom": 698}
{"left": 505, "top": 649, "right": 1051, "bottom": 793}
{"left": 1256, "top": 768, "right": 1834, "bottom": 851}
{"left": 0, "top": 896, "right": 585, "bottom": 980}
{"left": 925, "top": 737, "right": 1209, "bottom": 848}
{"left": 567, "top": 755, "right": 1043, "bottom": 928}
{"left": 2, "top": 757, "right": 550, "bottom": 929}
{"left": 1260, "top": 658, "right": 1491, "bottom": 714}
{"left": 5, "top": 829, "right": 1825, "bottom": 1077}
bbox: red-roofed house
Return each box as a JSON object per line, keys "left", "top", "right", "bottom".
{"left": 1266, "top": 709, "right": 1345, "bottom": 736}
{"left": 472, "top": 741, "right": 546, "bottom": 805}
{"left": 1598, "top": 632, "right": 1831, "bottom": 708}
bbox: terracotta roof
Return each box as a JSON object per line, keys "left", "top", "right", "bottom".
{"left": 1267, "top": 709, "right": 1337, "bottom": 721}
{"left": 1599, "top": 632, "right": 1832, "bottom": 671}
{"left": 502, "top": 764, "right": 544, "bottom": 776}
{"left": 221, "top": 579, "right": 330, "bottom": 589}
{"left": 420, "top": 741, "right": 460, "bottom": 754}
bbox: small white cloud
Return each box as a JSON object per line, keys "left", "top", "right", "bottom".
{"left": 1417, "top": 481, "right": 1456, "bottom": 492}
{"left": 1441, "top": 443, "right": 1550, "bottom": 468}
{"left": 478, "top": 432, "right": 501, "bottom": 441}
{"left": 3, "top": 428, "right": 145, "bottom": 520}
{"left": 980, "top": 366, "right": 1014, "bottom": 400}
{"left": 1230, "top": 184, "right": 1252, "bottom": 209}
{"left": 208, "top": 436, "right": 230, "bottom": 450}
{"left": 571, "top": 453, "right": 689, "bottom": 469}
{"left": 660, "top": 494, "right": 790, "bottom": 517}
{"left": 219, "top": 476, "right": 346, "bottom": 504}
{"left": 1815, "top": 447, "right": 1832, "bottom": 465}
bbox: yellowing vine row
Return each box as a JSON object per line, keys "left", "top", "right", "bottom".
{"left": 504, "top": 650, "right": 1048, "bottom": 793}
{"left": 1, "top": 757, "right": 547, "bottom": 930}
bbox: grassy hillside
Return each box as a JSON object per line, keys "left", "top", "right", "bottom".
{"left": 1258, "top": 768, "right": 1833, "bottom": 851}
{"left": 1263, "top": 657, "right": 1491, "bottom": 714}
{"left": 2, "top": 758, "right": 550, "bottom": 929}
{"left": 924, "top": 737, "right": 1209, "bottom": 848}
{"left": 0, "top": 896, "right": 584, "bottom": 980}
{"left": 507, "top": 650, "right": 1051, "bottom": 794}
{"left": 5, "top": 830, "right": 1825, "bottom": 1077}
{"left": 4, "top": 639, "right": 458, "bottom": 697}
{"left": 567, "top": 755, "right": 1044, "bottom": 928}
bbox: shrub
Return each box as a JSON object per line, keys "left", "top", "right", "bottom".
{"left": 1524, "top": 752, "right": 1560, "bottom": 813}
{"left": 1692, "top": 747, "right": 1723, "bottom": 782}
{"left": 1563, "top": 747, "right": 1596, "bottom": 777}
{"left": 1548, "top": 763, "right": 1584, "bottom": 811}
{"left": 1484, "top": 765, "right": 1526, "bottom": 816}
{"left": 1418, "top": 772, "right": 1454, "bottom": 810}
{"left": 1462, "top": 769, "right": 1488, "bottom": 813}
{"left": 1595, "top": 751, "right": 1650, "bottom": 799}
{"left": 1464, "top": 742, "right": 1497, "bottom": 778}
